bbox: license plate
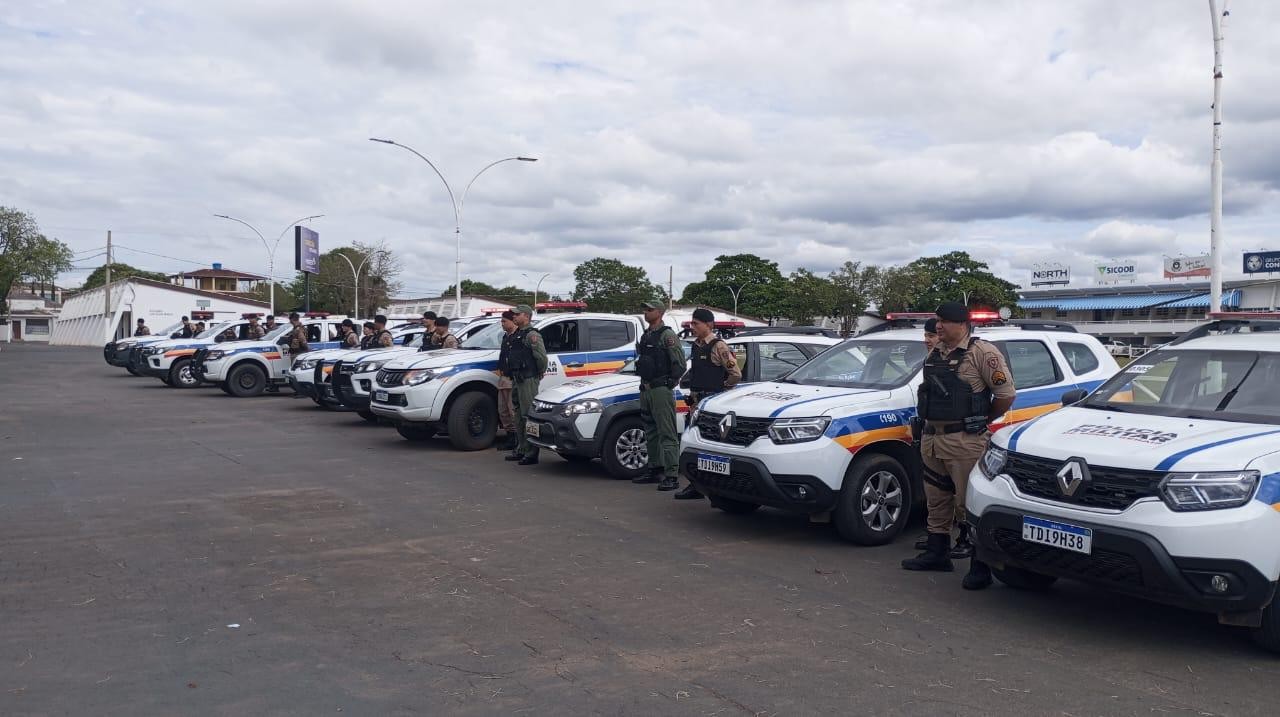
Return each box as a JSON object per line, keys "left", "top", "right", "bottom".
{"left": 1021, "top": 516, "right": 1092, "bottom": 554}
{"left": 526, "top": 422, "right": 542, "bottom": 437}
{"left": 697, "top": 453, "right": 731, "bottom": 475}
{"left": 374, "top": 390, "right": 389, "bottom": 402}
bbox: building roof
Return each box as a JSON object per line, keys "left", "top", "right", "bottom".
{"left": 64, "top": 276, "right": 270, "bottom": 307}
{"left": 169, "top": 267, "right": 266, "bottom": 280}
{"left": 1018, "top": 290, "right": 1242, "bottom": 311}
{"left": 1019, "top": 278, "right": 1271, "bottom": 299}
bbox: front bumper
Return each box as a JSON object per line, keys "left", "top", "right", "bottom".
{"left": 973, "top": 506, "right": 1277, "bottom": 617}
{"left": 678, "top": 448, "right": 836, "bottom": 513}
{"left": 104, "top": 343, "right": 131, "bottom": 366}
{"left": 526, "top": 408, "right": 600, "bottom": 456}
{"left": 369, "top": 383, "right": 442, "bottom": 423}
{"left": 333, "top": 364, "right": 373, "bottom": 409}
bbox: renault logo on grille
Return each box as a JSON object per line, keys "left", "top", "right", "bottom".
{"left": 718, "top": 412, "right": 736, "bottom": 441}
{"left": 1055, "top": 458, "right": 1091, "bottom": 497}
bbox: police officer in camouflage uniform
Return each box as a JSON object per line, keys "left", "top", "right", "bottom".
{"left": 371, "top": 315, "right": 394, "bottom": 348}
{"left": 506, "top": 304, "right": 547, "bottom": 466}
{"left": 246, "top": 315, "right": 266, "bottom": 340}
{"left": 339, "top": 319, "right": 359, "bottom": 348}
{"left": 287, "top": 312, "right": 310, "bottom": 353}
{"left": 635, "top": 300, "right": 685, "bottom": 491}
{"left": 677, "top": 307, "right": 742, "bottom": 499}
{"left": 495, "top": 311, "right": 519, "bottom": 451}
{"left": 429, "top": 316, "right": 460, "bottom": 349}
{"left": 902, "top": 302, "right": 1016, "bottom": 590}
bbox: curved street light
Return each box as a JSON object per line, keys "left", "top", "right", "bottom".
{"left": 522, "top": 272, "right": 551, "bottom": 309}
{"left": 725, "top": 281, "right": 755, "bottom": 317}
{"left": 213, "top": 213, "right": 323, "bottom": 316}
{"left": 369, "top": 138, "right": 536, "bottom": 314}
{"left": 334, "top": 248, "right": 389, "bottom": 319}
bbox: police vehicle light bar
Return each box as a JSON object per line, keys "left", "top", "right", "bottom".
{"left": 304, "top": 311, "right": 330, "bottom": 318}
{"left": 240, "top": 313, "right": 263, "bottom": 319}
{"left": 536, "top": 301, "right": 587, "bottom": 313}
{"left": 681, "top": 320, "right": 746, "bottom": 328}
{"left": 884, "top": 312, "right": 934, "bottom": 320}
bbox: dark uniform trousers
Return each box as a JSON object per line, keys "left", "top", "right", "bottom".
{"left": 640, "top": 381, "right": 679, "bottom": 478}
{"left": 514, "top": 376, "right": 541, "bottom": 456}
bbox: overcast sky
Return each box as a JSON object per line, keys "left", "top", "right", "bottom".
{"left": 3, "top": 1, "right": 1278, "bottom": 299}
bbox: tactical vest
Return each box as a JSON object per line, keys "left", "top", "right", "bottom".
{"left": 506, "top": 326, "right": 540, "bottom": 380}
{"left": 688, "top": 338, "right": 727, "bottom": 392}
{"left": 431, "top": 332, "right": 459, "bottom": 348}
{"left": 636, "top": 326, "right": 676, "bottom": 383}
{"left": 497, "top": 330, "right": 518, "bottom": 374}
{"left": 917, "top": 338, "right": 992, "bottom": 423}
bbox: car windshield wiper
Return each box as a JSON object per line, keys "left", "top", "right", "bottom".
{"left": 1085, "top": 403, "right": 1132, "bottom": 412}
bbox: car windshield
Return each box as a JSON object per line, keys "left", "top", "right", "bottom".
{"left": 264, "top": 325, "right": 291, "bottom": 341}
{"left": 782, "top": 338, "right": 926, "bottom": 389}
{"left": 155, "top": 321, "right": 184, "bottom": 337}
{"left": 616, "top": 344, "right": 691, "bottom": 375}
{"left": 403, "top": 333, "right": 424, "bottom": 348}
{"left": 462, "top": 321, "right": 505, "bottom": 350}
{"left": 197, "top": 321, "right": 236, "bottom": 339}
{"left": 1083, "top": 348, "right": 1280, "bottom": 424}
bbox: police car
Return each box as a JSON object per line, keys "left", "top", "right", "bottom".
{"left": 332, "top": 318, "right": 501, "bottom": 421}
{"left": 185, "top": 315, "right": 352, "bottom": 396}
{"left": 135, "top": 315, "right": 291, "bottom": 387}
{"left": 526, "top": 329, "right": 840, "bottom": 479}
{"left": 968, "top": 315, "right": 1280, "bottom": 652}
{"left": 288, "top": 326, "right": 429, "bottom": 408}
{"left": 103, "top": 319, "right": 188, "bottom": 373}
{"left": 371, "top": 312, "right": 652, "bottom": 450}
{"left": 678, "top": 314, "right": 1118, "bottom": 545}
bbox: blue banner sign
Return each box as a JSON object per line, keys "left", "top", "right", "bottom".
{"left": 1243, "top": 251, "right": 1280, "bottom": 274}
{"left": 295, "top": 227, "right": 320, "bottom": 274}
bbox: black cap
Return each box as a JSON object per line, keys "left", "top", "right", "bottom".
{"left": 935, "top": 302, "right": 969, "bottom": 323}
{"left": 374, "top": 314, "right": 388, "bottom": 324}
{"left": 691, "top": 307, "right": 715, "bottom": 323}
{"left": 435, "top": 316, "right": 451, "bottom": 327}
{"left": 923, "top": 318, "right": 938, "bottom": 334}
{"left": 341, "top": 319, "right": 354, "bottom": 327}
{"left": 423, "top": 311, "right": 437, "bottom": 320}
{"left": 501, "top": 310, "right": 516, "bottom": 321}
{"left": 363, "top": 322, "right": 375, "bottom": 330}
{"left": 181, "top": 316, "right": 189, "bottom": 321}
{"left": 288, "top": 312, "right": 300, "bottom": 320}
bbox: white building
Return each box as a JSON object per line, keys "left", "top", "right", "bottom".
{"left": 383, "top": 295, "right": 518, "bottom": 320}
{"left": 166, "top": 263, "right": 266, "bottom": 294}
{"left": 1, "top": 286, "right": 62, "bottom": 342}
{"left": 49, "top": 277, "right": 271, "bottom": 346}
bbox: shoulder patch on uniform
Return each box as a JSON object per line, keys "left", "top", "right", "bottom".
{"left": 663, "top": 335, "right": 676, "bottom": 348}
{"left": 986, "top": 355, "right": 1000, "bottom": 369}
{"left": 991, "top": 370, "right": 1008, "bottom": 386}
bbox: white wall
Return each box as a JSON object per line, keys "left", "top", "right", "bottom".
{"left": 50, "top": 280, "right": 269, "bottom": 346}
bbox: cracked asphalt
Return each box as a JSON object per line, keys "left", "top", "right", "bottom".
{"left": 1, "top": 342, "right": 1276, "bottom": 715}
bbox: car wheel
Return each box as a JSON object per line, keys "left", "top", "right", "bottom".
{"left": 833, "top": 453, "right": 911, "bottom": 546}
{"left": 226, "top": 363, "right": 267, "bottom": 397}
{"left": 709, "top": 496, "right": 761, "bottom": 514}
{"left": 168, "top": 358, "right": 201, "bottom": 389}
{"left": 992, "top": 565, "right": 1058, "bottom": 591}
{"left": 396, "top": 423, "right": 437, "bottom": 442}
{"left": 357, "top": 409, "right": 380, "bottom": 424}
{"left": 446, "top": 391, "right": 497, "bottom": 451}
{"left": 600, "top": 416, "right": 648, "bottom": 480}
{"left": 218, "top": 383, "right": 234, "bottom": 395}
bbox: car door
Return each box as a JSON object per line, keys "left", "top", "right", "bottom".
{"left": 578, "top": 318, "right": 637, "bottom": 377}
{"left": 535, "top": 317, "right": 583, "bottom": 388}
{"left": 751, "top": 341, "right": 814, "bottom": 383}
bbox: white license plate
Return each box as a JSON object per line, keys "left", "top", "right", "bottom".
{"left": 1022, "top": 516, "right": 1092, "bottom": 554}
{"left": 697, "top": 453, "right": 731, "bottom": 475}
{"left": 374, "top": 390, "right": 389, "bottom": 402}
{"left": 526, "top": 422, "right": 542, "bottom": 437}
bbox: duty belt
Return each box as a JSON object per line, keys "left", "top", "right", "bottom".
{"left": 923, "top": 422, "right": 967, "bottom": 435}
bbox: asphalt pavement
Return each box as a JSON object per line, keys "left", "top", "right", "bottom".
{"left": 1, "top": 342, "right": 1277, "bottom": 715}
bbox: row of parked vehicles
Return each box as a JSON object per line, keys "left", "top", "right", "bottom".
{"left": 102, "top": 306, "right": 1280, "bottom": 652}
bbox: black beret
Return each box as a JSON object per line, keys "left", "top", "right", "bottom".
{"left": 924, "top": 318, "right": 938, "bottom": 333}
{"left": 374, "top": 314, "right": 388, "bottom": 324}
{"left": 435, "top": 316, "right": 451, "bottom": 327}
{"left": 288, "top": 312, "right": 300, "bottom": 320}
{"left": 935, "top": 302, "right": 969, "bottom": 323}
{"left": 692, "top": 307, "right": 715, "bottom": 323}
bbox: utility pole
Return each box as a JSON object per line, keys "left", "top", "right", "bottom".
{"left": 104, "top": 230, "right": 112, "bottom": 341}
{"left": 1208, "top": 0, "right": 1227, "bottom": 313}
{"left": 668, "top": 266, "right": 674, "bottom": 310}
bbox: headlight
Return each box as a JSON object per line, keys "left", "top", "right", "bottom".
{"left": 204, "top": 350, "right": 225, "bottom": 361}
{"left": 294, "top": 358, "right": 319, "bottom": 371}
{"left": 768, "top": 416, "right": 830, "bottom": 444}
{"left": 143, "top": 346, "right": 162, "bottom": 355}
{"left": 977, "top": 443, "right": 1008, "bottom": 479}
{"left": 560, "top": 399, "right": 603, "bottom": 417}
{"left": 1159, "top": 470, "right": 1259, "bottom": 511}
{"left": 354, "top": 360, "right": 386, "bottom": 374}
{"left": 404, "top": 366, "right": 454, "bottom": 386}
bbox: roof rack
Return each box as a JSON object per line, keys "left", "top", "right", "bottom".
{"left": 1172, "top": 313, "right": 1280, "bottom": 345}
{"left": 733, "top": 326, "right": 839, "bottom": 338}
{"left": 1001, "top": 319, "right": 1077, "bottom": 333}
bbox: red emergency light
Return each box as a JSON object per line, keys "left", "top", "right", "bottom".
{"left": 536, "top": 301, "right": 587, "bottom": 313}
{"left": 969, "top": 310, "right": 1001, "bottom": 322}
{"left": 681, "top": 320, "right": 747, "bottom": 329}
{"left": 304, "top": 311, "right": 330, "bottom": 318}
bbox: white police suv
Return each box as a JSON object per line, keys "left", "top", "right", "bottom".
{"left": 968, "top": 315, "right": 1280, "bottom": 652}
{"left": 679, "top": 317, "right": 1118, "bottom": 545}
{"left": 527, "top": 329, "right": 840, "bottom": 479}
{"left": 104, "top": 320, "right": 188, "bottom": 374}
{"left": 288, "top": 326, "right": 428, "bottom": 408}
{"left": 188, "top": 316, "right": 353, "bottom": 396}
{"left": 371, "top": 313, "right": 648, "bottom": 450}
{"left": 136, "top": 316, "right": 287, "bottom": 388}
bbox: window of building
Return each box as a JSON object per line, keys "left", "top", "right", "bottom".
{"left": 1058, "top": 341, "right": 1101, "bottom": 375}
{"left": 25, "top": 318, "right": 50, "bottom": 336}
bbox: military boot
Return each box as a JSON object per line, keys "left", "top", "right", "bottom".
{"left": 901, "top": 533, "right": 954, "bottom": 572}
{"left": 633, "top": 468, "right": 662, "bottom": 484}
{"left": 962, "top": 559, "right": 993, "bottom": 590}
{"left": 656, "top": 475, "right": 679, "bottom": 491}
{"left": 950, "top": 522, "right": 975, "bottom": 559}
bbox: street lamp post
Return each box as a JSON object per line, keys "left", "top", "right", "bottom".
{"left": 369, "top": 138, "right": 536, "bottom": 314}
{"left": 335, "top": 249, "right": 388, "bottom": 319}
{"left": 725, "top": 281, "right": 754, "bottom": 317}
{"left": 213, "top": 213, "right": 323, "bottom": 317}
{"left": 522, "top": 272, "right": 551, "bottom": 310}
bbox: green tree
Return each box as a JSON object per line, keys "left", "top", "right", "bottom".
{"left": 284, "top": 241, "right": 403, "bottom": 317}
{"left": 783, "top": 269, "right": 836, "bottom": 326}
{"left": 871, "top": 264, "right": 933, "bottom": 314}
{"left": 571, "top": 258, "right": 666, "bottom": 314}
{"left": 678, "top": 253, "right": 787, "bottom": 319}
{"left": 871, "top": 252, "right": 1018, "bottom": 315}
{"left": 1, "top": 207, "right": 74, "bottom": 312}
{"left": 79, "top": 262, "right": 167, "bottom": 291}
{"left": 828, "top": 261, "right": 882, "bottom": 336}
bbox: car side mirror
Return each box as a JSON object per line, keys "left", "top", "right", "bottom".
{"left": 277, "top": 336, "right": 290, "bottom": 346}
{"left": 1060, "top": 388, "right": 1088, "bottom": 405}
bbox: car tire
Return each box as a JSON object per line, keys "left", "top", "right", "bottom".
{"left": 168, "top": 358, "right": 201, "bottom": 389}
{"left": 446, "top": 391, "right": 497, "bottom": 451}
{"left": 226, "top": 363, "right": 267, "bottom": 397}
{"left": 1252, "top": 600, "right": 1280, "bottom": 654}
{"left": 709, "top": 496, "right": 761, "bottom": 514}
{"left": 218, "top": 383, "right": 234, "bottom": 395}
{"left": 558, "top": 453, "right": 592, "bottom": 463}
{"left": 396, "top": 423, "right": 437, "bottom": 442}
{"left": 357, "top": 409, "right": 380, "bottom": 424}
{"left": 833, "top": 453, "right": 911, "bottom": 546}
{"left": 991, "top": 565, "right": 1058, "bottom": 591}
{"left": 600, "top": 416, "right": 649, "bottom": 480}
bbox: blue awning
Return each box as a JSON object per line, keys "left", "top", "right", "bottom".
{"left": 1159, "top": 289, "right": 1241, "bottom": 309}
{"left": 1017, "top": 292, "right": 1201, "bottom": 311}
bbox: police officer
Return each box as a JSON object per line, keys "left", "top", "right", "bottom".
{"left": 287, "top": 312, "right": 310, "bottom": 353}
{"left": 420, "top": 311, "right": 437, "bottom": 332}
{"left": 913, "top": 316, "right": 941, "bottom": 553}
{"left": 635, "top": 300, "right": 685, "bottom": 491}
{"left": 677, "top": 307, "right": 742, "bottom": 500}
{"left": 506, "top": 304, "right": 547, "bottom": 465}
{"left": 339, "top": 319, "right": 359, "bottom": 348}
{"left": 264, "top": 315, "right": 278, "bottom": 334}
{"left": 359, "top": 322, "right": 376, "bottom": 349}
{"left": 429, "top": 316, "right": 460, "bottom": 349}
{"left": 179, "top": 316, "right": 195, "bottom": 338}
{"left": 134, "top": 318, "right": 151, "bottom": 336}
{"left": 923, "top": 317, "right": 939, "bottom": 353}
{"left": 246, "top": 315, "right": 265, "bottom": 340}
{"left": 494, "top": 310, "right": 519, "bottom": 451}
{"left": 902, "top": 302, "right": 1015, "bottom": 590}
{"left": 371, "top": 315, "right": 394, "bottom": 348}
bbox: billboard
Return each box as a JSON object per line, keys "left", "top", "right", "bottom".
{"left": 1163, "top": 255, "right": 1211, "bottom": 279}
{"left": 1030, "top": 263, "right": 1071, "bottom": 287}
{"left": 295, "top": 227, "right": 320, "bottom": 274}
{"left": 1243, "top": 251, "right": 1280, "bottom": 275}
{"left": 1095, "top": 261, "right": 1137, "bottom": 284}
